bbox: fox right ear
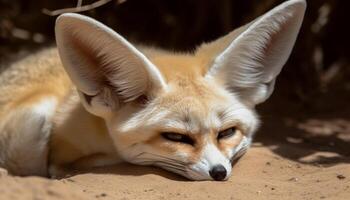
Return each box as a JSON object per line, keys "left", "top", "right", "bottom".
{"left": 203, "top": 0, "right": 306, "bottom": 106}
{"left": 55, "top": 13, "right": 167, "bottom": 117}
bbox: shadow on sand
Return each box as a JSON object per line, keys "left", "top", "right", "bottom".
{"left": 255, "top": 95, "right": 350, "bottom": 166}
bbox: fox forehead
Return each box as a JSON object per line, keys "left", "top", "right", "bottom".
{"left": 118, "top": 69, "right": 258, "bottom": 136}
{"left": 143, "top": 49, "right": 212, "bottom": 81}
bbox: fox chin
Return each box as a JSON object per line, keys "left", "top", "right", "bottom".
{"left": 0, "top": 0, "right": 305, "bottom": 181}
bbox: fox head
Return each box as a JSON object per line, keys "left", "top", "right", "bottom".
{"left": 55, "top": 0, "right": 306, "bottom": 181}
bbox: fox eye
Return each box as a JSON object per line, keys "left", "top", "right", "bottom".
{"left": 161, "top": 132, "right": 194, "bottom": 145}
{"left": 217, "top": 127, "right": 236, "bottom": 140}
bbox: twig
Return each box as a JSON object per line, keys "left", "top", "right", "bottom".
{"left": 42, "top": 0, "right": 114, "bottom": 16}
{"left": 77, "top": 0, "right": 83, "bottom": 7}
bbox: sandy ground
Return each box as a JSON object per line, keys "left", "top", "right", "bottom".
{"left": 0, "top": 98, "right": 350, "bottom": 200}
{"left": 0, "top": 145, "right": 349, "bottom": 200}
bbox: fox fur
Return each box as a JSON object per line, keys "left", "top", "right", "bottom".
{"left": 0, "top": 0, "right": 306, "bottom": 180}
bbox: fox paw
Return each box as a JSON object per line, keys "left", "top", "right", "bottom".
{"left": 48, "top": 165, "right": 72, "bottom": 179}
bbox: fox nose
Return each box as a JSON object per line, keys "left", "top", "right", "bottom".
{"left": 209, "top": 165, "right": 227, "bottom": 181}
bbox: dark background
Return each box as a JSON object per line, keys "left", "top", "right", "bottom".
{"left": 0, "top": 0, "right": 349, "bottom": 162}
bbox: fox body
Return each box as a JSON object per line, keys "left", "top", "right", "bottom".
{"left": 0, "top": 0, "right": 305, "bottom": 181}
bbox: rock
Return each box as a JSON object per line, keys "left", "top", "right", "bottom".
{"left": 336, "top": 174, "right": 346, "bottom": 180}
{"left": 288, "top": 177, "right": 299, "bottom": 182}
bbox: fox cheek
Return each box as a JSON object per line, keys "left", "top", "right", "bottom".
{"left": 229, "top": 136, "right": 252, "bottom": 163}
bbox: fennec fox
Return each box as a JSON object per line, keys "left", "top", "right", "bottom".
{"left": 0, "top": 0, "right": 305, "bottom": 181}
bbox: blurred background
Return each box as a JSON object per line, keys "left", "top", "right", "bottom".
{"left": 0, "top": 0, "right": 349, "bottom": 163}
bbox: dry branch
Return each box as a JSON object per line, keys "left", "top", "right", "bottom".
{"left": 42, "top": 0, "right": 121, "bottom": 16}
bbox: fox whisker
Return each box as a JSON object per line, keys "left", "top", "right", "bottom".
{"left": 136, "top": 157, "right": 185, "bottom": 169}
{"left": 134, "top": 152, "right": 188, "bottom": 165}
{"left": 135, "top": 159, "right": 187, "bottom": 173}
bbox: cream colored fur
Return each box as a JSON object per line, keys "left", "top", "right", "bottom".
{"left": 0, "top": 0, "right": 306, "bottom": 180}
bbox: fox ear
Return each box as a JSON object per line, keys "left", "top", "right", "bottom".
{"left": 55, "top": 13, "right": 167, "bottom": 117}
{"left": 205, "top": 0, "right": 306, "bottom": 106}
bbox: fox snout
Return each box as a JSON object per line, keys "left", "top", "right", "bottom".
{"left": 187, "top": 137, "right": 251, "bottom": 181}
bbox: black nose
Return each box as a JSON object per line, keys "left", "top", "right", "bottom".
{"left": 209, "top": 165, "right": 227, "bottom": 181}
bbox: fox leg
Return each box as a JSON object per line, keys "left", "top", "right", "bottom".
{"left": 0, "top": 107, "right": 52, "bottom": 176}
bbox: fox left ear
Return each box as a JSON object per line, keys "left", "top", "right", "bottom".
{"left": 205, "top": 0, "right": 306, "bottom": 106}
{"left": 55, "top": 13, "right": 167, "bottom": 117}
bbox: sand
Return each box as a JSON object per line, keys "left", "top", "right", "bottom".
{"left": 0, "top": 98, "right": 349, "bottom": 200}
{"left": 0, "top": 145, "right": 349, "bottom": 200}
